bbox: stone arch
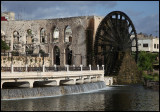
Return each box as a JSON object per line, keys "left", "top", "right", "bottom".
{"left": 53, "top": 27, "right": 59, "bottom": 43}
{"left": 53, "top": 46, "right": 60, "bottom": 65}
{"left": 2, "top": 81, "right": 30, "bottom": 89}
{"left": 64, "top": 25, "right": 72, "bottom": 43}
{"left": 40, "top": 28, "right": 46, "bottom": 43}
{"left": 26, "top": 29, "right": 33, "bottom": 44}
{"left": 65, "top": 45, "right": 72, "bottom": 65}
{"left": 13, "top": 31, "right": 20, "bottom": 44}
{"left": 25, "top": 29, "right": 34, "bottom": 54}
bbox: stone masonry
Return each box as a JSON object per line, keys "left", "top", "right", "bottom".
{"left": 1, "top": 16, "right": 103, "bottom": 67}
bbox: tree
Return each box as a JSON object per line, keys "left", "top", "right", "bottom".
{"left": 1, "top": 39, "right": 10, "bottom": 54}
{"left": 39, "top": 49, "right": 45, "bottom": 55}
{"left": 138, "top": 51, "right": 158, "bottom": 71}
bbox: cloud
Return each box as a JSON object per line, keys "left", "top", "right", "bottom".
{"left": 1, "top": 2, "right": 8, "bottom": 12}
{"left": 1, "top": 1, "right": 158, "bottom": 36}
{"left": 134, "top": 14, "right": 159, "bottom": 36}
{"left": 2, "top": 1, "right": 117, "bottom": 20}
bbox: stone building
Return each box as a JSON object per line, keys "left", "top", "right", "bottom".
{"left": 1, "top": 12, "right": 15, "bottom": 21}
{"left": 1, "top": 15, "right": 103, "bottom": 67}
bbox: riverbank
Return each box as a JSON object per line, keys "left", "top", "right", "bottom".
{"left": 1, "top": 81, "right": 106, "bottom": 100}
{"left": 143, "top": 80, "right": 159, "bottom": 91}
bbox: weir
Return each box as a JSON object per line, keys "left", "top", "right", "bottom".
{"left": 1, "top": 66, "right": 113, "bottom": 100}
{"left": 1, "top": 81, "right": 106, "bottom": 100}
{"left": 1, "top": 70, "right": 106, "bottom": 88}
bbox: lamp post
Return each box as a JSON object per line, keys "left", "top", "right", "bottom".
{"left": 43, "top": 53, "right": 44, "bottom": 65}
{"left": 11, "top": 52, "right": 13, "bottom": 64}
{"left": 11, "top": 52, "right": 13, "bottom": 73}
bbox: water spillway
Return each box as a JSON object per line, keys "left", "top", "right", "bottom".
{"left": 1, "top": 81, "right": 106, "bottom": 100}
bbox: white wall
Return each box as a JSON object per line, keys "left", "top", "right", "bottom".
{"left": 152, "top": 38, "right": 159, "bottom": 52}
{"left": 136, "top": 38, "right": 159, "bottom": 52}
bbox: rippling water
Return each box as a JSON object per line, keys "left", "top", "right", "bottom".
{"left": 1, "top": 85, "right": 159, "bottom": 111}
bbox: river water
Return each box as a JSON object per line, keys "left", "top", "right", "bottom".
{"left": 1, "top": 85, "right": 159, "bottom": 111}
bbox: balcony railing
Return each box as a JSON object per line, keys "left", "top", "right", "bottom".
{"left": 1, "top": 65, "right": 104, "bottom": 72}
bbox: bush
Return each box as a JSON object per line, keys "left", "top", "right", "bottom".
{"left": 1, "top": 39, "right": 10, "bottom": 51}
{"left": 142, "top": 71, "right": 159, "bottom": 81}
{"left": 138, "top": 51, "right": 158, "bottom": 71}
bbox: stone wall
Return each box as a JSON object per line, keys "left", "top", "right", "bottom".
{"left": 1, "top": 16, "right": 103, "bottom": 67}
{"left": 1, "top": 56, "right": 51, "bottom": 67}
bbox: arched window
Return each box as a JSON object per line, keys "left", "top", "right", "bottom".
{"left": 40, "top": 28, "right": 46, "bottom": 43}
{"left": 64, "top": 26, "right": 72, "bottom": 42}
{"left": 65, "top": 45, "right": 72, "bottom": 65}
{"left": 53, "top": 27, "right": 59, "bottom": 43}
{"left": 13, "top": 31, "right": 20, "bottom": 44}
{"left": 54, "top": 46, "right": 60, "bottom": 65}
{"left": 26, "top": 29, "right": 33, "bottom": 44}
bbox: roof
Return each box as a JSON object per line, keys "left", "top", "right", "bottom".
{"left": 1, "top": 17, "right": 7, "bottom": 21}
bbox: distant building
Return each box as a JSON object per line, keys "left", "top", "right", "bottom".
{"left": 1, "top": 12, "right": 15, "bottom": 21}
{"left": 1, "top": 16, "right": 8, "bottom": 21}
{"left": 134, "top": 33, "right": 159, "bottom": 52}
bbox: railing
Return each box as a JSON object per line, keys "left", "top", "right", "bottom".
{"left": 99, "top": 67, "right": 103, "bottom": 70}
{"left": 57, "top": 66, "right": 67, "bottom": 71}
{"left": 82, "top": 67, "right": 90, "bottom": 71}
{"left": 1, "top": 67, "right": 11, "bottom": 72}
{"left": 91, "top": 66, "right": 98, "bottom": 70}
{"left": 45, "top": 67, "right": 55, "bottom": 71}
{"left": 45, "top": 67, "right": 67, "bottom": 71}
{"left": 28, "top": 67, "right": 43, "bottom": 72}
{"left": 69, "top": 67, "right": 81, "bottom": 71}
{"left": 1, "top": 53, "right": 8, "bottom": 56}
{"left": 1, "top": 65, "right": 104, "bottom": 72}
{"left": 14, "top": 67, "right": 26, "bottom": 72}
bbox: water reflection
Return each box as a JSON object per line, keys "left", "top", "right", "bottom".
{"left": 1, "top": 85, "right": 159, "bottom": 111}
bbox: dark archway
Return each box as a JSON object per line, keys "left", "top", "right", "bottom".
{"left": 54, "top": 46, "right": 60, "bottom": 65}
{"left": 65, "top": 46, "right": 72, "bottom": 65}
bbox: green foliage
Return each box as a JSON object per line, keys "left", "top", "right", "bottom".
{"left": 27, "top": 29, "right": 32, "bottom": 35}
{"left": 11, "top": 51, "right": 19, "bottom": 56}
{"left": 138, "top": 51, "right": 158, "bottom": 71}
{"left": 39, "top": 49, "right": 45, "bottom": 55}
{"left": 142, "top": 71, "right": 159, "bottom": 81}
{"left": 1, "top": 39, "right": 10, "bottom": 51}
{"left": 142, "top": 72, "right": 153, "bottom": 80}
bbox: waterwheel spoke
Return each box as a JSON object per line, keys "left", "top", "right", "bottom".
{"left": 98, "top": 35, "right": 115, "bottom": 43}
{"left": 106, "top": 18, "right": 118, "bottom": 41}
{"left": 101, "top": 24, "right": 117, "bottom": 42}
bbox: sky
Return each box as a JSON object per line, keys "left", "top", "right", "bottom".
{"left": 1, "top": 1, "right": 159, "bottom": 37}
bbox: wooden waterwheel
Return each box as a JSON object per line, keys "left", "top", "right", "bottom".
{"left": 94, "top": 11, "right": 138, "bottom": 76}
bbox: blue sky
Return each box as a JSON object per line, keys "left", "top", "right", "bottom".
{"left": 1, "top": 1, "right": 159, "bottom": 36}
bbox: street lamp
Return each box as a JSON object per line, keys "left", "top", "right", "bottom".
{"left": 43, "top": 53, "right": 44, "bottom": 65}
{"left": 11, "top": 52, "right": 13, "bottom": 64}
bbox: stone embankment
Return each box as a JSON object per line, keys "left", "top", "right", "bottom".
{"left": 143, "top": 80, "right": 159, "bottom": 91}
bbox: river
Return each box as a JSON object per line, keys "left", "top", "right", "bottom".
{"left": 1, "top": 85, "right": 159, "bottom": 111}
